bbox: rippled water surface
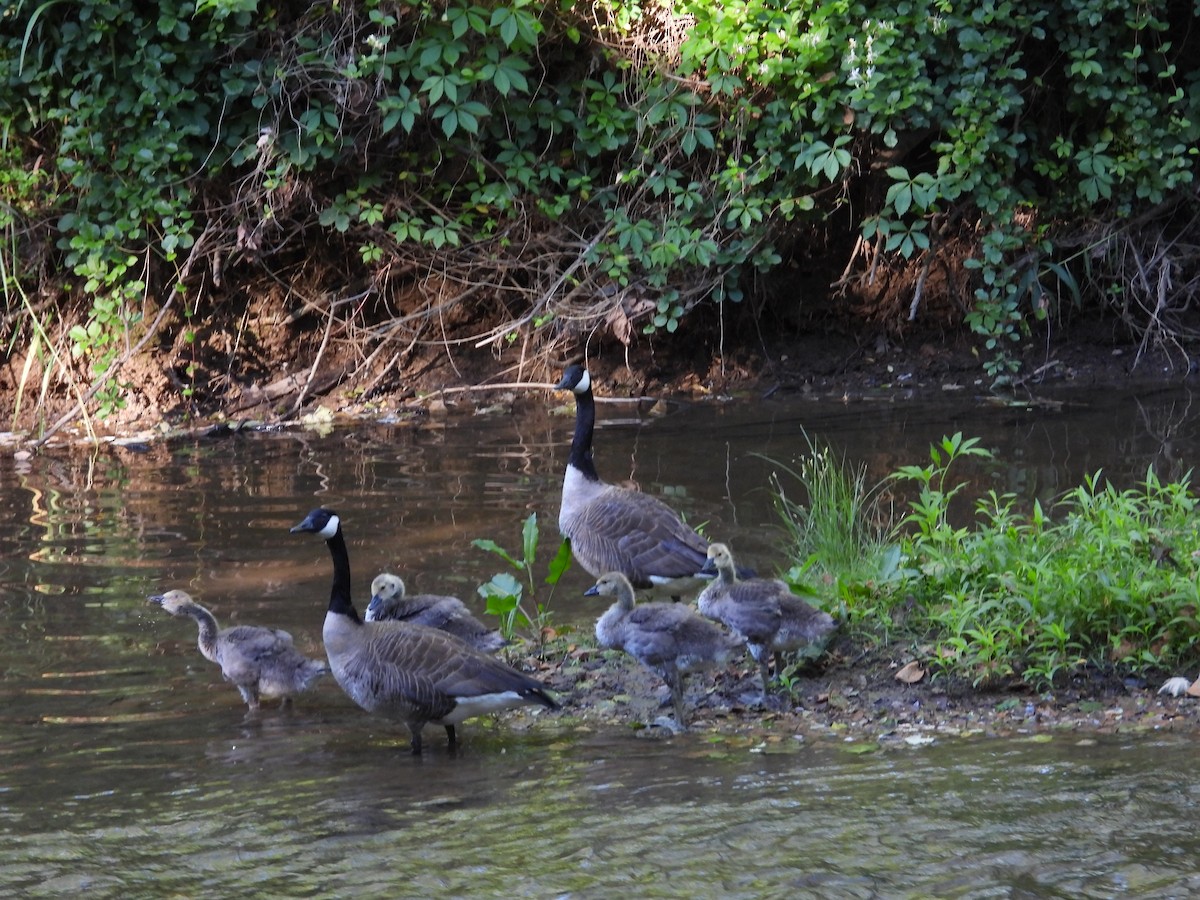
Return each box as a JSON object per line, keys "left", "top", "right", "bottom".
{"left": 5, "top": 383, "right": 1200, "bottom": 897}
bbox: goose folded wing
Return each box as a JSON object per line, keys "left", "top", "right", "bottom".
{"left": 577, "top": 495, "right": 708, "bottom": 584}
{"left": 717, "top": 587, "right": 784, "bottom": 642}
{"left": 362, "top": 624, "right": 549, "bottom": 707}
{"left": 216, "top": 625, "right": 295, "bottom": 679}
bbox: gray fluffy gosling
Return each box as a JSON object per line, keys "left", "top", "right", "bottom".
{"left": 290, "top": 508, "right": 558, "bottom": 754}
{"left": 148, "top": 589, "right": 328, "bottom": 710}
{"left": 557, "top": 364, "right": 713, "bottom": 598}
{"left": 697, "top": 543, "right": 837, "bottom": 704}
{"left": 365, "top": 572, "right": 505, "bottom": 654}
{"left": 588, "top": 571, "right": 742, "bottom": 729}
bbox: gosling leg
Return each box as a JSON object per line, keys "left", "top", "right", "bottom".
{"left": 759, "top": 657, "right": 772, "bottom": 707}
{"left": 237, "top": 684, "right": 261, "bottom": 711}
{"left": 667, "top": 670, "right": 689, "bottom": 730}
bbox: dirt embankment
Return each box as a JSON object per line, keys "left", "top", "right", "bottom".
{"left": 4, "top": 279, "right": 1192, "bottom": 447}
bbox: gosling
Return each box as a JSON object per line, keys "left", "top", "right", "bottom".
{"left": 588, "top": 571, "right": 742, "bottom": 729}
{"left": 697, "top": 543, "right": 836, "bottom": 704}
{"left": 148, "top": 589, "right": 328, "bottom": 711}
{"left": 366, "top": 572, "right": 505, "bottom": 654}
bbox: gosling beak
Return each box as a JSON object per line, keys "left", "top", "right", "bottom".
{"left": 583, "top": 584, "right": 601, "bottom": 597}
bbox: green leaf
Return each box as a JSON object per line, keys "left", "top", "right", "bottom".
{"left": 521, "top": 512, "right": 538, "bottom": 567}
{"left": 478, "top": 571, "right": 523, "bottom": 601}
{"left": 546, "top": 538, "right": 573, "bottom": 585}
{"left": 472, "top": 538, "right": 521, "bottom": 570}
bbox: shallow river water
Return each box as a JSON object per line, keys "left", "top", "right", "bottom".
{"left": 4, "top": 381, "right": 1200, "bottom": 897}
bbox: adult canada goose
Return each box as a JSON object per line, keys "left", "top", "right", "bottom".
{"left": 365, "top": 572, "right": 505, "bottom": 654}
{"left": 697, "top": 543, "right": 836, "bottom": 704}
{"left": 148, "top": 589, "right": 327, "bottom": 711}
{"left": 290, "top": 508, "right": 558, "bottom": 754}
{"left": 588, "top": 571, "right": 742, "bottom": 729}
{"left": 557, "top": 364, "right": 716, "bottom": 598}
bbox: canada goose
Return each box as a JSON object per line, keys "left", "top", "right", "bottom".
{"left": 697, "top": 543, "right": 836, "bottom": 704}
{"left": 557, "top": 364, "right": 715, "bottom": 598}
{"left": 366, "top": 572, "right": 505, "bottom": 654}
{"left": 587, "top": 571, "right": 742, "bottom": 729}
{"left": 148, "top": 589, "right": 327, "bottom": 710}
{"left": 289, "top": 508, "right": 558, "bottom": 754}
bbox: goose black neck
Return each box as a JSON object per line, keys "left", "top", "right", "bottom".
{"left": 324, "top": 526, "right": 361, "bottom": 624}
{"left": 569, "top": 385, "right": 601, "bottom": 482}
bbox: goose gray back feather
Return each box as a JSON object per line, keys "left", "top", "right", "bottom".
{"left": 148, "top": 589, "right": 327, "bottom": 710}
{"left": 291, "top": 507, "right": 557, "bottom": 753}
{"left": 697, "top": 543, "right": 836, "bottom": 703}
{"left": 588, "top": 571, "right": 741, "bottom": 728}
{"left": 365, "top": 572, "right": 505, "bottom": 653}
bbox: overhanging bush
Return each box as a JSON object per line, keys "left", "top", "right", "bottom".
{"left": 1, "top": 0, "right": 1197, "bottom": 417}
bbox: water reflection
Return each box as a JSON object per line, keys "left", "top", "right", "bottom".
{"left": 4, "top": 384, "right": 1200, "bottom": 895}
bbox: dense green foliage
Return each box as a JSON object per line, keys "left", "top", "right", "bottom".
{"left": 2, "top": 0, "right": 1198, "bottom": 416}
{"left": 780, "top": 433, "right": 1200, "bottom": 689}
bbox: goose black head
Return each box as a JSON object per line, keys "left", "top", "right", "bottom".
{"left": 290, "top": 508, "right": 341, "bottom": 539}
{"left": 556, "top": 364, "right": 591, "bottom": 394}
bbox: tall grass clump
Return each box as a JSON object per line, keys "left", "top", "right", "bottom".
{"left": 768, "top": 435, "right": 897, "bottom": 626}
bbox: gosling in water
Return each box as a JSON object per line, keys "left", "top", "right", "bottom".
{"left": 588, "top": 571, "right": 742, "bottom": 729}
{"left": 697, "top": 543, "right": 836, "bottom": 704}
{"left": 148, "top": 589, "right": 328, "bottom": 710}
